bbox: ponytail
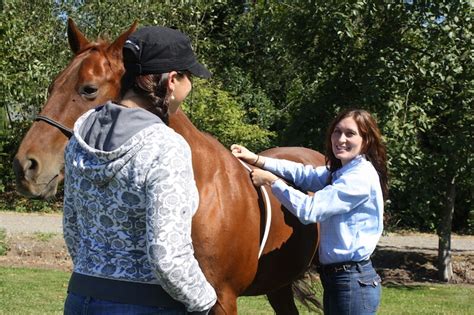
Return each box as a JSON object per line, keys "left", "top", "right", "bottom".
{"left": 133, "top": 73, "right": 170, "bottom": 124}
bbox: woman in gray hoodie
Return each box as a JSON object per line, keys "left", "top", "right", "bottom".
{"left": 63, "top": 26, "right": 216, "bottom": 315}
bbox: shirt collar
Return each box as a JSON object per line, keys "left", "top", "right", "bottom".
{"left": 334, "top": 155, "right": 366, "bottom": 178}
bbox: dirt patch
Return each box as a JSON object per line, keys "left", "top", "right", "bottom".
{"left": 0, "top": 233, "right": 72, "bottom": 272}
{"left": 372, "top": 247, "right": 474, "bottom": 284}
{"left": 0, "top": 232, "right": 473, "bottom": 285}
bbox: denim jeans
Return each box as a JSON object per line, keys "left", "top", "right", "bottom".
{"left": 319, "top": 260, "right": 382, "bottom": 315}
{"left": 64, "top": 292, "right": 187, "bottom": 315}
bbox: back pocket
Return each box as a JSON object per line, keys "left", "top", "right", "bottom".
{"left": 358, "top": 274, "right": 381, "bottom": 313}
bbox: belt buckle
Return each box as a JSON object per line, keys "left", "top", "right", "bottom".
{"left": 333, "top": 264, "right": 348, "bottom": 273}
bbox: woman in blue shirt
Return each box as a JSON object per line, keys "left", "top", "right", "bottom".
{"left": 231, "top": 109, "right": 388, "bottom": 315}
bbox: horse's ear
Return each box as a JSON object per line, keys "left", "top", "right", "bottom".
{"left": 67, "top": 18, "right": 90, "bottom": 55}
{"left": 107, "top": 21, "right": 138, "bottom": 62}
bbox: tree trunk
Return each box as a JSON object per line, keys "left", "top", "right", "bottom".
{"left": 437, "top": 175, "right": 456, "bottom": 282}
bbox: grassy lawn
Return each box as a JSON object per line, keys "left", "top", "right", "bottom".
{"left": 0, "top": 267, "right": 69, "bottom": 314}
{"left": 0, "top": 266, "right": 473, "bottom": 314}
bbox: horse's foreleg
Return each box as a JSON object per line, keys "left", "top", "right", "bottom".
{"left": 267, "top": 284, "right": 299, "bottom": 315}
{"left": 211, "top": 290, "right": 238, "bottom": 315}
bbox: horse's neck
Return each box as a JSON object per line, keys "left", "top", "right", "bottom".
{"left": 169, "top": 110, "right": 236, "bottom": 186}
{"left": 169, "top": 110, "right": 220, "bottom": 156}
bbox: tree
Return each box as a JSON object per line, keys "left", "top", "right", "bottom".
{"left": 216, "top": 1, "right": 473, "bottom": 280}
{"left": 409, "top": 1, "right": 473, "bottom": 281}
{"left": 0, "top": 0, "right": 275, "bottom": 204}
{"left": 2, "top": 0, "right": 472, "bottom": 255}
{"left": 1, "top": 1, "right": 69, "bottom": 121}
{"left": 1, "top": 1, "right": 70, "bottom": 197}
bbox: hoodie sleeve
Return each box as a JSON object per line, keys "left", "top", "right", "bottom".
{"left": 145, "top": 138, "right": 217, "bottom": 312}
{"left": 62, "top": 139, "right": 80, "bottom": 264}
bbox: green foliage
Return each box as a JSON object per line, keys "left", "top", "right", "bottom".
{"left": 1, "top": 1, "right": 70, "bottom": 212}
{"left": 378, "top": 1, "right": 473, "bottom": 232}
{"left": 1, "top": 0, "right": 472, "bottom": 233}
{"left": 0, "top": 228, "right": 8, "bottom": 256}
{"left": 0, "top": 0, "right": 276, "bottom": 212}
{"left": 220, "top": 0, "right": 473, "bottom": 233}
{"left": 0, "top": 121, "right": 28, "bottom": 194}
{"left": 183, "top": 80, "right": 276, "bottom": 152}
{"left": 0, "top": 131, "right": 14, "bottom": 194}
{"left": 0, "top": 120, "right": 61, "bottom": 213}
{"left": 1, "top": 1, "right": 70, "bottom": 120}
{"left": 0, "top": 192, "right": 62, "bottom": 213}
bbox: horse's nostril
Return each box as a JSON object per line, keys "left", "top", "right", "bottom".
{"left": 13, "top": 156, "right": 40, "bottom": 181}
{"left": 23, "top": 157, "right": 40, "bottom": 180}
{"left": 27, "top": 158, "right": 38, "bottom": 171}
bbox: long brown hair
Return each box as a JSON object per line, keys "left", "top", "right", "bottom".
{"left": 324, "top": 109, "right": 389, "bottom": 199}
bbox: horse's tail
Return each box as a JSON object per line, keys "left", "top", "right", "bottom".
{"left": 292, "top": 266, "right": 323, "bottom": 313}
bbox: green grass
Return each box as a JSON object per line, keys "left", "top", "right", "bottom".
{"left": 0, "top": 267, "right": 69, "bottom": 315}
{"left": 379, "top": 283, "right": 474, "bottom": 315}
{"left": 0, "top": 266, "right": 473, "bottom": 314}
{"left": 33, "top": 232, "right": 57, "bottom": 242}
{"left": 241, "top": 284, "right": 474, "bottom": 314}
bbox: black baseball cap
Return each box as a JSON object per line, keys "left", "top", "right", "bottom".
{"left": 123, "top": 26, "right": 211, "bottom": 78}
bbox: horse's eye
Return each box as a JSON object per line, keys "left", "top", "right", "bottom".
{"left": 80, "top": 85, "right": 98, "bottom": 99}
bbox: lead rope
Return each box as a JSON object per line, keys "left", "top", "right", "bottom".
{"left": 237, "top": 159, "right": 272, "bottom": 259}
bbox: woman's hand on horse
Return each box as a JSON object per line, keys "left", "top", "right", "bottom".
{"left": 251, "top": 169, "right": 279, "bottom": 187}
{"left": 231, "top": 144, "right": 259, "bottom": 165}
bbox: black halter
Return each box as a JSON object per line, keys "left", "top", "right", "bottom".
{"left": 35, "top": 115, "right": 74, "bottom": 138}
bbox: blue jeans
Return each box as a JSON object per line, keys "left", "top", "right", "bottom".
{"left": 319, "top": 260, "right": 381, "bottom": 315}
{"left": 64, "top": 292, "right": 187, "bottom": 315}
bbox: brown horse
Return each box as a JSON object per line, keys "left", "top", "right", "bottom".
{"left": 13, "top": 19, "right": 325, "bottom": 314}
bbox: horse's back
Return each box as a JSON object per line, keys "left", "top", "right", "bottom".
{"left": 260, "top": 146, "right": 325, "bottom": 166}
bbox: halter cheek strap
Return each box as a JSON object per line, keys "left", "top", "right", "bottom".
{"left": 35, "top": 115, "right": 74, "bottom": 138}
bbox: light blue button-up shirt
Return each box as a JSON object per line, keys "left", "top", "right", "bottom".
{"left": 264, "top": 155, "right": 383, "bottom": 265}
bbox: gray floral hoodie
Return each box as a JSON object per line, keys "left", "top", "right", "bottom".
{"left": 63, "top": 102, "right": 216, "bottom": 312}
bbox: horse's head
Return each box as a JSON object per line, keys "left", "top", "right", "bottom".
{"left": 13, "top": 19, "right": 136, "bottom": 199}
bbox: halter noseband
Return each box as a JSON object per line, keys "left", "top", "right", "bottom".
{"left": 35, "top": 115, "right": 74, "bottom": 138}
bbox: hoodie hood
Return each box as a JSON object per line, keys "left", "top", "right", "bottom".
{"left": 69, "top": 102, "right": 164, "bottom": 185}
